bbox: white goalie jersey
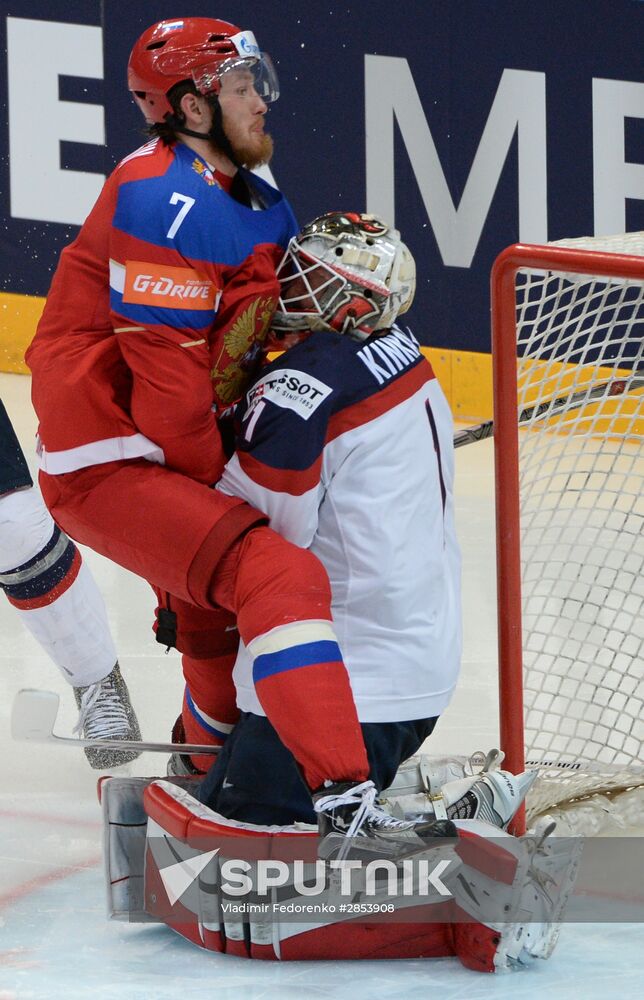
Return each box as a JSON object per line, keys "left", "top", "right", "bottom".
{"left": 217, "top": 325, "right": 462, "bottom": 722}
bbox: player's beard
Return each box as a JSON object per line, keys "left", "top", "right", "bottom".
{"left": 229, "top": 131, "right": 274, "bottom": 170}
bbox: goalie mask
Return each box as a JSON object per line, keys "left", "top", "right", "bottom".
{"left": 273, "top": 212, "right": 416, "bottom": 341}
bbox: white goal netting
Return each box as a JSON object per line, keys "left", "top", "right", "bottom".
{"left": 509, "top": 233, "right": 643, "bottom": 829}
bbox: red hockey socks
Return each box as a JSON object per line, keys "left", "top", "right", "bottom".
{"left": 181, "top": 652, "right": 240, "bottom": 773}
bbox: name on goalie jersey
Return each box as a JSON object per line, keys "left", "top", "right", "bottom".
{"left": 246, "top": 369, "right": 332, "bottom": 419}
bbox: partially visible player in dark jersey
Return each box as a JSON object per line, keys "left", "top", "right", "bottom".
{"left": 27, "top": 18, "right": 402, "bottom": 830}
{"left": 0, "top": 399, "right": 140, "bottom": 767}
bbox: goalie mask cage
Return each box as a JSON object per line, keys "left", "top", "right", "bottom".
{"left": 492, "top": 233, "right": 644, "bottom": 831}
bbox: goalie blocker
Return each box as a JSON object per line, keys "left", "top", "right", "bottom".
{"left": 102, "top": 766, "right": 580, "bottom": 973}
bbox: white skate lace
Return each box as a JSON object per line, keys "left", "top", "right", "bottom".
{"left": 73, "top": 675, "right": 130, "bottom": 739}
{"left": 314, "top": 780, "right": 417, "bottom": 840}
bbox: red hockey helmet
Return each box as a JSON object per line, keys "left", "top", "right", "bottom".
{"left": 127, "top": 17, "right": 279, "bottom": 123}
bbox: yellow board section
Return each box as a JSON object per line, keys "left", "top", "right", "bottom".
{"left": 518, "top": 357, "right": 643, "bottom": 442}
{"left": 1, "top": 292, "right": 639, "bottom": 438}
{"left": 0, "top": 292, "right": 45, "bottom": 374}
{"left": 0, "top": 288, "right": 494, "bottom": 416}
{"left": 422, "top": 347, "right": 493, "bottom": 422}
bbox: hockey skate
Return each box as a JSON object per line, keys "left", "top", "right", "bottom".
{"left": 166, "top": 752, "right": 205, "bottom": 777}
{"left": 410, "top": 750, "right": 539, "bottom": 830}
{"left": 314, "top": 778, "right": 457, "bottom": 862}
{"left": 73, "top": 662, "right": 142, "bottom": 769}
{"left": 166, "top": 716, "right": 207, "bottom": 778}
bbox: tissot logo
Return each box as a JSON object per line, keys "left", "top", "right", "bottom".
{"left": 246, "top": 369, "right": 333, "bottom": 420}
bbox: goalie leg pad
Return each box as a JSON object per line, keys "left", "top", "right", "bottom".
{"left": 381, "top": 751, "right": 537, "bottom": 831}
{"left": 449, "top": 819, "right": 582, "bottom": 970}
{"left": 143, "top": 778, "right": 319, "bottom": 957}
{"left": 143, "top": 779, "right": 463, "bottom": 962}
{"left": 101, "top": 774, "right": 203, "bottom": 921}
{"left": 441, "top": 768, "right": 539, "bottom": 829}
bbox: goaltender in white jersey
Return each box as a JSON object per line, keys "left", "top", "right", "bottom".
{"left": 218, "top": 221, "right": 461, "bottom": 726}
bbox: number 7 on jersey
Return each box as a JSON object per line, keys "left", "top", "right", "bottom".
{"left": 166, "top": 192, "right": 195, "bottom": 239}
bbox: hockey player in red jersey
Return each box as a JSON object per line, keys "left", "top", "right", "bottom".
{"left": 0, "top": 399, "right": 140, "bottom": 767}
{"left": 25, "top": 18, "right": 428, "bottom": 836}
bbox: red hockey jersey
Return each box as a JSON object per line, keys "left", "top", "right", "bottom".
{"left": 27, "top": 139, "right": 297, "bottom": 485}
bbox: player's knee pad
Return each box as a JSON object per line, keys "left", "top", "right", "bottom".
{"left": 142, "top": 779, "right": 460, "bottom": 961}
{"left": 0, "top": 488, "right": 80, "bottom": 607}
{"left": 0, "top": 487, "right": 57, "bottom": 570}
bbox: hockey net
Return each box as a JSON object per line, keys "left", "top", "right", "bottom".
{"left": 491, "top": 233, "right": 644, "bottom": 834}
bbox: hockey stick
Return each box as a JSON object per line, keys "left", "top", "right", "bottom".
{"left": 454, "top": 374, "right": 644, "bottom": 448}
{"left": 11, "top": 689, "right": 220, "bottom": 756}
{"left": 526, "top": 756, "right": 644, "bottom": 776}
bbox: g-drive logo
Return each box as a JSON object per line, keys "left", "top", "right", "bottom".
{"left": 158, "top": 847, "right": 453, "bottom": 904}
{"left": 122, "top": 261, "right": 219, "bottom": 311}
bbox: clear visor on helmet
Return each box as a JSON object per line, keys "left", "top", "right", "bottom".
{"left": 192, "top": 52, "right": 279, "bottom": 103}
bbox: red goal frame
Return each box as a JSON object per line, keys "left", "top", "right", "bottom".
{"left": 490, "top": 242, "right": 644, "bottom": 833}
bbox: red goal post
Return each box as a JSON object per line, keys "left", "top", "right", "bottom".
{"left": 491, "top": 235, "right": 644, "bottom": 834}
